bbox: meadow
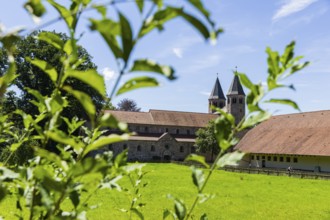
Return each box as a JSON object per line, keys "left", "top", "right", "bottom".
{"left": 1, "top": 163, "right": 330, "bottom": 219}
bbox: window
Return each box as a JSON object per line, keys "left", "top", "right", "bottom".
{"left": 137, "top": 145, "right": 141, "bottom": 151}
{"left": 144, "top": 127, "right": 148, "bottom": 132}
{"left": 123, "top": 144, "right": 127, "bottom": 150}
{"left": 280, "top": 156, "right": 284, "bottom": 162}
{"left": 267, "top": 156, "right": 271, "bottom": 161}
{"left": 256, "top": 156, "right": 260, "bottom": 160}
{"left": 262, "top": 156, "right": 265, "bottom": 160}
{"left": 187, "top": 130, "right": 190, "bottom": 135}
{"left": 136, "top": 126, "right": 140, "bottom": 131}
{"left": 165, "top": 145, "right": 169, "bottom": 149}
{"left": 191, "top": 146, "right": 196, "bottom": 153}
{"left": 180, "top": 146, "right": 184, "bottom": 152}
{"left": 251, "top": 155, "right": 254, "bottom": 160}
{"left": 108, "top": 144, "right": 113, "bottom": 151}
{"left": 233, "top": 98, "right": 237, "bottom": 103}
{"left": 239, "top": 98, "right": 243, "bottom": 104}
{"left": 293, "top": 157, "right": 298, "bottom": 163}
{"left": 165, "top": 128, "right": 169, "bottom": 132}
{"left": 286, "top": 157, "right": 291, "bottom": 163}
{"left": 273, "top": 156, "right": 277, "bottom": 162}
{"left": 151, "top": 145, "right": 155, "bottom": 152}
{"left": 176, "top": 129, "right": 179, "bottom": 134}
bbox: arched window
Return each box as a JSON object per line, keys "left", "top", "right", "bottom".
{"left": 239, "top": 98, "right": 243, "bottom": 104}
{"left": 137, "top": 145, "right": 141, "bottom": 151}
{"left": 180, "top": 146, "right": 184, "bottom": 152}
{"left": 233, "top": 98, "right": 237, "bottom": 103}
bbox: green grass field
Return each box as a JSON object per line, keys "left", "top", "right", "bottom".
{"left": 1, "top": 163, "right": 330, "bottom": 219}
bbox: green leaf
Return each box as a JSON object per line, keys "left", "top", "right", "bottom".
{"left": 0, "top": 185, "right": 6, "bottom": 202}
{"left": 191, "top": 167, "right": 205, "bottom": 192}
{"left": 114, "top": 149, "right": 128, "bottom": 168}
{"left": 24, "top": 0, "right": 46, "bottom": 17}
{"left": 214, "top": 115, "right": 233, "bottom": 149}
{"left": 69, "top": 191, "right": 80, "bottom": 208}
{"left": 135, "top": 0, "right": 144, "bottom": 13}
{"left": 0, "top": 167, "right": 19, "bottom": 181}
{"left": 0, "top": 62, "right": 18, "bottom": 98}
{"left": 99, "top": 113, "right": 128, "bottom": 131}
{"left": 241, "top": 111, "right": 271, "bottom": 130}
{"left": 47, "top": 130, "right": 84, "bottom": 151}
{"left": 26, "top": 57, "right": 58, "bottom": 83}
{"left": 119, "top": 12, "right": 134, "bottom": 62}
{"left": 280, "top": 41, "right": 295, "bottom": 68}
{"left": 177, "top": 8, "right": 210, "bottom": 40}
{"left": 185, "top": 154, "right": 209, "bottom": 168}
{"left": 89, "top": 18, "right": 122, "bottom": 59}
{"left": 83, "top": 134, "right": 129, "bottom": 157}
{"left": 200, "top": 213, "right": 208, "bottom": 220}
{"left": 48, "top": 0, "right": 76, "bottom": 30}
{"left": 131, "top": 208, "right": 144, "bottom": 220}
{"left": 174, "top": 198, "right": 186, "bottom": 220}
{"left": 37, "top": 31, "right": 64, "bottom": 50}
{"left": 216, "top": 151, "right": 245, "bottom": 168}
{"left": 139, "top": 7, "right": 178, "bottom": 39}
{"left": 116, "top": 77, "right": 159, "bottom": 95}
{"left": 130, "top": 59, "right": 176, "bottom": 80}
{"left": 66, "top": 69, "right": 106, "bottom": 97}
{"left": 163, "top": 209, "right": 172, "bottom": 220}
{"left": 265, "top": 99, "right": 300, "bottom": 111}
{"left": 63, "top": 86, "right": 96, "bottom": 121}
{"left": 93, "top": 5, "right": 107, "bottom": 18}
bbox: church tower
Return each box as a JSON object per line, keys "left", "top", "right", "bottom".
{"left": 226, "top": 75, "right": 246, "bottom": 124}
{"left": 208, "top": 77, "right": 226, "bottom": 113}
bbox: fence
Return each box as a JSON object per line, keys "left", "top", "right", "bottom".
{"left": 223, "top": 166, "right": 330, "bottom": 180}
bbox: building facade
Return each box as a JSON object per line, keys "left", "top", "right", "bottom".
{"left": 235, "top": 110, "right": 330, "bottom": 172}
{"left": 106, "top": 76, "right": 246, "bottom": 161}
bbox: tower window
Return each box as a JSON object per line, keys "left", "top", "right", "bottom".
{"left": 233, "top": 98, "right": 237, "bottom": 103}
{"left": 239, "top": 98, "right": 243, "bottom": 104}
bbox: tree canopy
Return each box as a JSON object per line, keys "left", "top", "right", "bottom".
{"left": 195, "top": 120, "right": 219, "bottom": 162}
{"left": 0, "top": 31, "right": 104, "bottom": 120}
{"left": 117, "top": 98, "right": 141, "bottom": 112}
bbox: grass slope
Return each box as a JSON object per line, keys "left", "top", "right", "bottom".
{"left": 1, "top": 163, "right": 330, "bottom": 219}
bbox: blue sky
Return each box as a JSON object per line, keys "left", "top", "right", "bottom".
{"left": 1, "top": 0, "right": 330, "bottom": 115}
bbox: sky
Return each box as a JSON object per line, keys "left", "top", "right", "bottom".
{"left": 1, "top": 0, "right": 330, "bottom": 115}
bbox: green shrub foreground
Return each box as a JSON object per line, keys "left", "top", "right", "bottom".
{"left": 2, "top": 163, "right": 330, "bottom": 219}
{"left": 0, "top": 1, "right": 310, "bottom": 219}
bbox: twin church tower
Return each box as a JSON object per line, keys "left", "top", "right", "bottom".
{"left": 208, "top": 75, "right": 246, "bottom": 124}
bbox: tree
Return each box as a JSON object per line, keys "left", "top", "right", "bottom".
{"left": 117, "top": 98, "right": 141, "bottom": 112}
{"left": 195, "top": 120, "right": 219, "bottom": 162}
{"left": 0, "top": 31, "right": 104, "bottom": 120}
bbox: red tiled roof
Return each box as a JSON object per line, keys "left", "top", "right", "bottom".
{"left": 235, "top": 110, "right": 330, "bottom": 156}
{"left": 104, "top": 109, "right": 217, "bottom": 127}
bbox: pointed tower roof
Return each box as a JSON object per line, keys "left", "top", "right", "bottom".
{"left": 227, "top": 75, "right": 245, "bottom": 96}
{"left": 209, "top": 77, "right": 226, "bottom": 100}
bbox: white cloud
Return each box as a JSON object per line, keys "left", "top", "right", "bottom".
{"left": 200, "top": 91, "right": 211, "bottom": 96}
{"left": 172, "top": 47, "right": 183, "bottom": 58}
{"left": 101, "top": 67, "right": 117, "bottom": 81}
{"left": 273, "top": 0, "right": 318, "bottom": 22}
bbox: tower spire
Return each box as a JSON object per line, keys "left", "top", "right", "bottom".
{"left": 208, "top": 75, "right": 226, "bottom": 113}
